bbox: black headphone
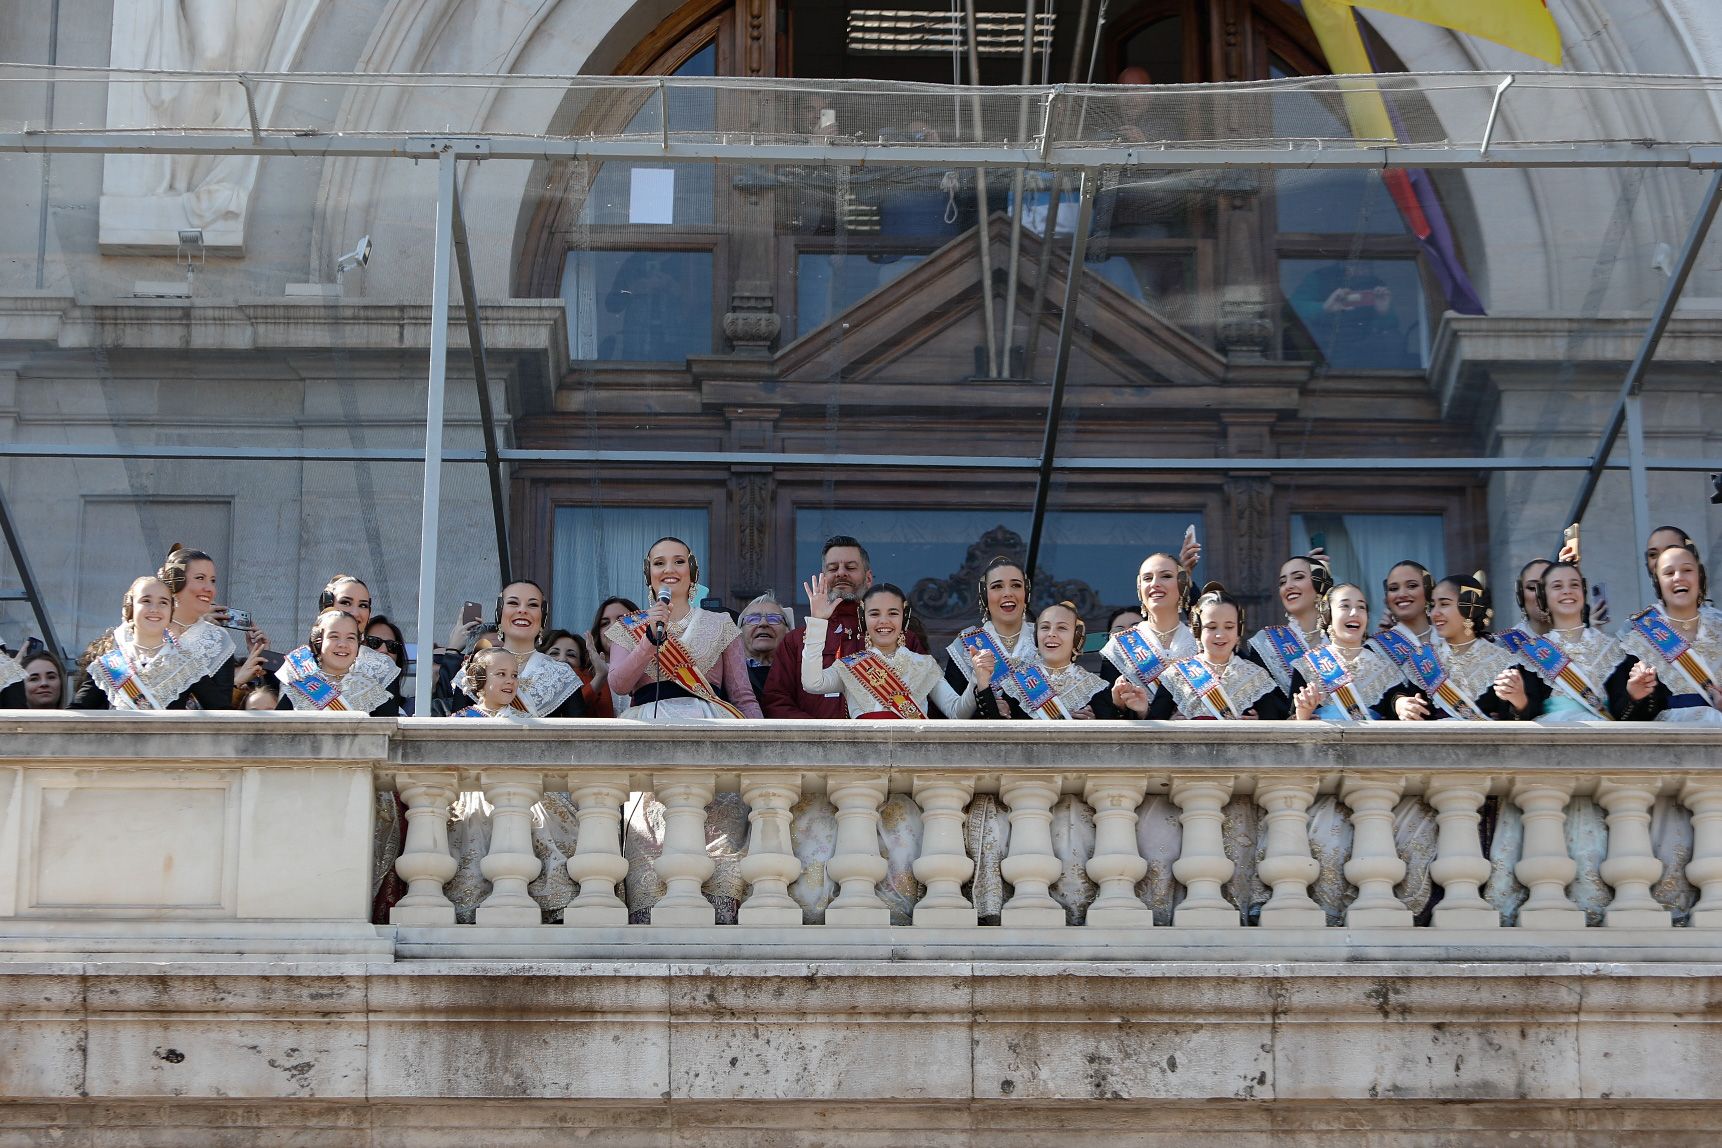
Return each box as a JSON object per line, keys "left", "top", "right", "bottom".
{"left": 495, "top": 579, "right": 551, "bottom": 630}
{"left": 862, "top": 582, "right": 912, "bottom": 623}
{"left": 977, "top": 556, "right": 1032, "bottom": 623}
{"left": 1190, "top": 581, "right": 1245, "bottom": 638}
{"left": 319, "top": 574, "right": 368, "bottom": 612}
{"left": 308, "top": 609, "right": 359, "bottom": 657}
{"left": 1317, "top": 582, "right": 1367, "bottom": 632}
{"left": 1534, "top": 561, "right": 1590, "bottom": 626}
{"left": 642, "top": 537, "right": 700, "bottom": 595}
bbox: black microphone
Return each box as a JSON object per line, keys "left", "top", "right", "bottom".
{"left": 650, "top": 585, "right": 671, "bottom": 645}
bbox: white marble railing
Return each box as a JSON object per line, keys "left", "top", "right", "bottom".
{"left": 3, "top": 715, "right": 1721, "bottom": 958}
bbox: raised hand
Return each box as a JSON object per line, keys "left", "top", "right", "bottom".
{"left": 803, "top": 573, "right": 836, "bottom": 621}
{"left": 969, "top": 647, "right": 996, "bottom": 684}
{"left": 1179, "top": 534, "right": 1201, "bottom": 574}
{"left": 1293, "top": 683, "right": 1321, "bottom": 721}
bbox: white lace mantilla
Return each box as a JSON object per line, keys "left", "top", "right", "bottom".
{"left": 1512, "top": 626, "right": 1624, "bottom": 697}
{"left": 1619, "top": 604, "right": 1722, "bottom": 699}
{"left": 607, "top": 607, "right": 741, "bottom": 676}
{"left": 101, "top": 623, "right": 226, "bottom": 709}
{"left": 946, "top": 621, "right": 1037, "bottom": 687}
{"left": 1249, "top": 622, "right": 1328, "bottom": 693}
{"left": 276, "top": 655, "right": 392, "bottom": 713}
{"left": 0, "top": 653, "right": 22, "bottom": 694}
{"left": 1161, "top": 656, "right": 1277, "bottom": 719}
{"left": 352, "top": 644, "right": 402, "bottom": 688}
{"left": 1101, "top": 621, "right": 1197, "bottom": 694}
{"left": 838, "top": 643, "right": 944, "bottom": 714}
{"left": 1436, "top": 637, "right": 1521, "bottom": 705}
{"left": 1303, "top": 644, "right": 1399, "bottom": 710}
{"left": 451, "top": 648, "right": 579, "bottom": 717}
{"left": 1035, "top": 661, "right": 1108, "bottom": 714}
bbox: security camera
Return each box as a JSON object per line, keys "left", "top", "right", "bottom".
{"left": 1710, "top": 471, "right": 1721, "bottom": 505}
{"left": 336, "top": 235, "right": 372, "bottom": 275}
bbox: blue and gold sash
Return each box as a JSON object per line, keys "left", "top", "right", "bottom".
{"left": 1373, "top": 628, "right": 1488, "bottom": 721}
{"left": 620, "top": 609, "right": 745, "bottom": 719}
{"left": 1301, "top": 645, "right": 1371, "bottom": 721}
{"left": 1172, "top": 657, "right": 1236, "bottom": 719}
{"left": 1629, "top": 607, "right": 1720, "bottom": 708}
{"left": 1496, "top": 629, "right": 1610, "bottom": 719}
{"left": 958, "top": 626, "right": 1012, "bottom": 687}
{"left": 451, "top": 704, "right": 493, "bottom": 718}
{"left": 94, "top": 646, "right": 161, "bottom": 709}
{"left": 1113, "top": 629, "right": 1171, "bottom": 693}
{"left": 1262, "top": 625, "right": 1312, "bottom": 685}
{"left": 839, "top": 649, "right": 927, "bottom": 719}
{"left": 284, "top": 646, "right": 349, "bottom": 711}
{"left": 1008, "top": 662, "right": 1070, "bottom": 720}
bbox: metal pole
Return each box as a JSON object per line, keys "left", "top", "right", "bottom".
{"left": 1024, "top": 170, "right": 1096, "bottom": 583}
{"left": 1559, "top": 167, "right": 1722, "bottom": 536}
{"left": 962, "top": 0, "right": 1000, "bottom": 377}
{"left": 999, "top": 0, "right": 1037, "bottom": 375}
{"left": 413, "top": 148, "right": 457, "bottom": 718}
{"left": 449, "top": 178, "right": 513, "bottom": 586}
{"left": 0, "top": 474, "right": 62, "bottom": 658}
{"left": 1625, "top": 394, "right": 1655, "bottom": 605}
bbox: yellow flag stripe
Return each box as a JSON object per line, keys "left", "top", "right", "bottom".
{"left": 1351, "top": 0, "right": 1562, "bottom": 67}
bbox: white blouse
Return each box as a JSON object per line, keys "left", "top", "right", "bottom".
{"left": 801, "top": 617, "right": 975, "bottom": 718}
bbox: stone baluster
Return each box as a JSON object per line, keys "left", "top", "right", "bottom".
{"left": 825, "top": 774, "right": 891, "bottom": 926}
{"left": 1082, "top": 776, "right": 1150, "bottom": 926}
{"left": 1595, "top": 777, "right": 1670, "bottom": 929}
{"left": 563, "top": 772, "right": 630, "bottom": 926}
{"left": 1255, "top": 775, "right": 1325, "bottom": 928}
{"left": 1171, "top": 776, "right": 1238, "bottom": 927}
{"left": 1425, "top": 774, "right": 1498, "bottom": 929}
{"left": 1511, "top": 776, "right": 1584, "bottom": 928}
{"left": 1683, "top": 778, "right": 1722, "bottom": 928}
{"left": 738, "top": 773, "right": 805, "bottom": 925}
{"left": 999, "top": 774, "right": 1066, "bottom": 927}
{"left": 911, "top": 775, "right": 978, "bottom": 927}
{"left": 1341, "top": 775, "right": 1411, "bottom": 927}
{"left": 390, "top": 772, "right": 460, "bottom": 926}
{"left": 476, "top": 770, "right": 545, "bottom": 926}
{"left": 650, "top": 773, "right": 718, "bottom": 926}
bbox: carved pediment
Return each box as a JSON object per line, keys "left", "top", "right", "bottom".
{"left": 775, "top": 213, "right": 1229, "bottom": 389}
{"left": 909, "top": 525, "right": 1103, "bottom": 624}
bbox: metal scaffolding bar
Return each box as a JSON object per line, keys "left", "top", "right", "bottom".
{"left": 412, "top": 147, "right": 457, "bottom": 719}
{"left": 448, "top": 175, "right": 513, "bottom": 587}
{"left": 1559, "top": 167, "right": 1722, "bottom": 541}
{"left": 0, "top": 473, "right": 62, "bottom": 658}
{"left": 1024, "top": 170, "right": 1095, "bottom": 583}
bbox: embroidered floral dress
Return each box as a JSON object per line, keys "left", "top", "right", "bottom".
{"left": 451, "top": 649, "right": 580, "bottom": 718}
{"left": 72, "top": 621, "right": 235, "bottom": 710}
{"left": 1099, "top": 620, "right": 1198, "bottom": 703}
{"left": 274, "top": 647, "right": 400, "bottom": 715}
{"left": 973, "top": 659, "right": 1115, "bottom": 720}
{"left": 801, "top": 617, "right": 976, "bottom": 718}
{"left": 1378, "top": 633, "right": 1547, "bottom": 721}
{"left": 1144, "top": 655, "right": 1289, "bottom": 720}
{"left": 1618, "top": 604, "right": 1722, "bottom": 725}
{"left": 1249, "top": 619, "right": 1329, "bottom": 695}
{"left": 1286, "top": 642, "right": 1400, "bottom": 721}
{"left": 607, "top": 606, "right": 761, "bottom": 721}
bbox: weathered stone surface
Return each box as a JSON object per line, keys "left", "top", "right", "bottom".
{"left": 1223, "top": 795, "right": 1269, "bottom": 923}
{"left": 963, "top": 794, "right": 1011, "bottom": 924}
{"left": 787, "top": 791, "right": 838, "bottom": 924}
{"left": 877, "top": 793, "right": 925, "bottom": 926}
{"left": 1049, "top": 794, "right": 1097, "bottom": 925}
{"left": 1134, "top": 793, "right": 1183, "bottom": 925}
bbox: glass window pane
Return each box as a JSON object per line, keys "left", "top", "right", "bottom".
{"left": 1280, "top": 257, "right": 1426, "bottom": 370}
{"left": 578, "top": 45, "right": 718, "bottom": 229}
{"left": 552, "top": 506, "right": 711, "bottom": 631}
{"left": 1090, "top": 252, "right": 1198, "bottom": 330}
{"left": 1289, "top": 513, "right": 1445, "bottom": 598}
{"left": 795, "top": 253, "right": 926, "bottom": 334}
{"left": 561, "top": 249, "right": 713, "bottom": 362}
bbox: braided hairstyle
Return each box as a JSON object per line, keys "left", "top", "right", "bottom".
{"left": 1438, "top": 572, "right": 1494, "bottom": 639}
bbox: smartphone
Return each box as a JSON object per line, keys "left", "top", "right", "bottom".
{"left": 460, "top": 601, "right": 483, "bottom": 626}
{"left": 1182, "top": 523, "right": 1197, "bottom": 550}
{"left": 1562, "top": 523, "right": 1581, "bottom": 564}
{"left": 257, "top": 649, "right": 286, "bottom": 675}
{"left": 223, "top": 609, "right": 253, "bottom": 631}
{"left": 1310, "top": 531, "right": 1328, "bottom": 552}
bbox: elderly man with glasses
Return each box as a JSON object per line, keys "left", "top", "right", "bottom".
{"left": 740, "top": 593, "right": 793, "bottom": 702}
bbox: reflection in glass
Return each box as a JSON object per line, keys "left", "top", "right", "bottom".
{"left": 553, "top": 506, "right": 711, "bottom": 629}
{"left": 562, "top": 250, "right": 713, "bottom": 362}
{"left": 1289, "top": 513, "right": 1445, "bottom": 594}
{"left": 1280, "top": 257, "right": 1425, "bottom": 370}
{"left": 1091, "top": 252, "right": 1198, "bottom": 330}
{"left": 580, "top": 43, "right": 717, "bottom": 227}
{"left": 795, "top": 253, "right": 926, "bottom": 335}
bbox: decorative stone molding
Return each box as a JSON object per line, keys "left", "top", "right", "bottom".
{"left": 1171, "top": 776, "right": 1238, "bottom": 927}
{"left": 825, "top": 774, "right": 891, "bottom": 926}
{"left": 1511, "top": 776, "right": 1585, "bottom": 930}
{"left": 1425, "top": 774, "right": 1499, "bottom": 929}
{"left": 563, "top": 772, "right": 630, "bottom": 925}
{"left": 737, "top": 772, "right": 805, "bottom": 925}
{"left": 649, "top": 774, "right": 719, "bottom": 926}
{"left": 391, "top": 771, "right": 460, "bottom": 926}
{"left": 475, "top": 770, "right": 545, "bottom": 926}
{"left": 1255, "top": 775, "right": 1325, "bottom": 928}
{"left": 1082, "top": 776, "right": 1150, "bottom": 926}
{"left": 911, "top": 774, "right": 979, "bottom": 927}
{"left": 998, "top": 773, "right": 1065, "bottom": 927}
{"left": 1341, "top": 775, "right": 1412, "bottom": 928}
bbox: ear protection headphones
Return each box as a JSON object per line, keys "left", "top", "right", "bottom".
{"left": 642, "top": 538, "right": 700, "bottom": 594}
{"left": 1317, "top": 582, "right": 1368, "bottom": 632}
{"left": 1383, "top": 561, "right": 1435, "bottom": 609}
{"left": 1534, "top": 561, "right": 1590, "bottom": 626}
{"left": 308, "top": 609, "right": 358, "bottom": 658}
{"left": 977, "top": 557, "right": 1032, "bottom": 623}
{"left": 1190, "top": 582, "right": 1245, "bottom": 638}
{"left": 494, "top": 579, "right": 551, "bottom": 630}
{"left": 319, "top": 575, "right": 367, "bottom": 612}
{"left": 861, "top": 582, "right": 912, "bottom": 623}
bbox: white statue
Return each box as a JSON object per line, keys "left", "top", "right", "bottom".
{"left": 101, "top": 0, "right": 318, "bottom": 249}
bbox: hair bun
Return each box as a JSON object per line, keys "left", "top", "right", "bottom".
{"left": 1471, "top": 569, "right": 1488, "bottom": 589}
{"left": 1199, "top": 580, "right": 1227, "bottom": 597}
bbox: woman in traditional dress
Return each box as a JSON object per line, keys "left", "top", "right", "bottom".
{"left": 800, "top": 576, "right": 976, "bottom": 719}
{"left": 973, "top": 600, "right": 1116, "bottom": 719}
{"left": 1099, "top": 552, "right": 1198, "bottom": 708}
{"left": 1618, "top": 546, "right": 1722, "bottom": 723}
{"left": 608, "top": 537, "right": 761, "bottom": 720}
{"left": 1249, "top": 554, "right": 1334, "bottom": 695}
{"left": 943, "top": 556, "right": 1037, "bottom": 703}
{"left": 540, "top": 628, "right": 613, "bottom": 718}
{"left": 317, "top": 575, "right": 397, "bottom": 687}
{"left": 1383, "top": 574, "right": 1546, "bottom": 721}
{"left": 449, "top": 647, "right": 528, "bottom": 718}
{"left": 153, "top": 546, "right": 237, "bottom": 708}
{"left": 450, "top": 581, "right": 583, "bottom": 717}
{"left": 1379, "top": 560, "right": 1436, "bottom": 644}
{"left": 1289, "top": 582, "right": 1403, "bottom": 721}
{"left": 1115, "top": 585, "right": 1289, "bottom": 720}
{"left": 274, "top": 609, "right": 400, "bottom": 716}
{"left": 0, "top": 647, "right": 28, "bottom": 707}
{"left": 72, "top": 576, "right": 229, "bottom": 710}
{"left": 1490, "top": 562, "right": 1650, "bottom": 722}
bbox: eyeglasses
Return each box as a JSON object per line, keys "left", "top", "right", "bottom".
{"left": 363, "top": 635, "right": 404, "bottom": 655}
{"left": 741, "top": 612, "right": 786, "bottom": 627}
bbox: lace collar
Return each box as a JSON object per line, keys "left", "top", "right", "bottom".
{"left": 1619, "top": 604, "right": 1722, "bottom": 696}
{"left": 1515, "top": 625, "right": 1624, "bottom": 693}
{"left": 1249, "top": 622, "right": 1328, "bottom": 693}
{"left": 843, "top": 642, "right": 944, "bottom": 701}
{"left": 451, "top": 648, "right": 579, "bottom": 717}
{"left": 277, "top": 653, "right": 392, "bottom": 713}
{"left": 1161, "top": 655, "right": 1277, "bottom": 719}
{"left": 946, "top": 619, "right": 1037, "bottom": 686}
{"left": 98, "top": 624, "right": 217, "bottom": 709}
{"left": 606, "top": 606, "right": 742, "bottom": 675}
{"left": 0, "top": 653, "right": 22, "bottom": 695}
{"left": 1101, "top": 619, "right": 1197, "bottom": 684}
{"left": 1036, "top": 660, "right": 1108, "bottom": 714}
{"left": 1305, "top": 643, "right": 1400, "bottom": 709}
{"left": 1434, "top": 636, "right": 1519, "bottom": 703}
{"left": 351, "top": 644, "right": 401, "bottom": 688}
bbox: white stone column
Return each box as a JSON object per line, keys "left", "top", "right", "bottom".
{"left": 1425, "top": 774, "right": 1499, "bottom": 929}
{"left": 1255, "top": 775, "right": 1325, "bottom": 928}
{"left": 738, "top": 772, "right": 804, "bottom": 926}
{"left": 825, "top": 774, "right": 891, "bottom": 926}
{"left": 476, "top": 770, "right": 545, "bottom": 926}
{"left": 999, "top": 774, "right": 1066, "bottom": 927}
{"left": 912, "top": 775, "right": 978, "bottom": 927}
{"left": 1171, "top": 776, "right": 1238, "bottom": 928}
{"left": 1683, "top": 778, "right": 1722, "bottom": 928}
{"left": 1596, "top": 777, "right": 1671, "bottom": 929}
{"left": 650, "top": 773, "right": 718, "bottom": 926}
{"left": 1082, "top": 776, "right": 1150, "bottom": 927}
{"left": 390, "top": 772, "right": 460, "bottom": 926}
{"left": 1341, "top": 775, "right": 1412, "bottom": 928}
{"left": 563, "top": 772, "right": 629, "bottom": 926}
{"left": 1511, "top": 776, "right": 1585, "bottom": 929}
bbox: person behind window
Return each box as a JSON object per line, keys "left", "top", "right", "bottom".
{"left": 739, "top": 594, "right": 792, "bottom": 702}
{"left": 73, "top": 576, "right": 231, "bottom": 710}
{"left": 1383, "top": 574, "right": 1546, "bottom": 722}
{"left": 449, "top": 647, "right": 526, "bottom": 719}
{"left": 273, "top": 609, "right": 400, "bottom": 716}
{"left": 800, "top": 577, "right": 975, "bottom": 720}
{"left": 973, "top": 601, "right": 1114, "bottom": 720}
{"left": 155, "top": 546, "right": 238, "bottom": 708}
{"left": 1117, "top": 585, "right": 1288, "bottom": 720}
{"left": 1618, "top": 546, "right": 1721, "bottom": 724}
{"left": 1100, "top": 552, "right": 1198, "bottom": 712}
{"left": 944, "top": 556, "right": 1037, "bottom": 702}
{"left": 20, "top": 649, "right": 66, "bottom": 709}
{"left": 1249, "top": 554, "right": 1334, "bottom": 695}
{"left": 450, "top": 581, "right": 584, "bottom": 718}
{"left": 540, "top": 627, "right": 613, "bottom": 718}
{"left": 607, "top": 537, "right": 760, "bottom": 721}
{"left": 1289, "top": 583, "right": 1402, "bottom": 721}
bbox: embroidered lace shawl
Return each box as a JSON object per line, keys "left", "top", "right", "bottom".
{"left": 276, "top": 655, "right": 393, "bottom": 713}
{"left": 1301, "top": 644, "right": 1400, "bottom": 710}
{"left": 99, "top": 623, "right": 227, "bottom": 709}
{"left": 0, "top": 653, "right": 22, "bottom": 695}
{"left": 451, "top": 649, "right": 578, "bottom": 717}
{"left": 945, "top": 621, "right": 1037, "bottom": 686}
{"left": 1035, "top": 661, "right": 1109, "bottom": 714}
{"left": 1511, "top": 626, "right": 1626, "bottom": 696}
{"left": 1101, "top": 621, "right": 1197, "bottom": 696}
{"left": 1619, "top": 604, "right": 1722, "bottom": 697}
{"left": 1160, "top": 656, "right": 1277, "bottom": 719}
{"left": 1249, "top": 621, "right": 1329, "bottom": 693}
{"left": 1434, "top": 637, "right": 1521, "bottom": 704}
{"left": 606, "top": 606, "right": 743, "bottom": 676}
{"left": 351, "top": 645, "right": 402, "bottom": 689}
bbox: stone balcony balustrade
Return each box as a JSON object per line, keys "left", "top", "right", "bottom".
{"left": 3, "top": 714, "right": 1721, "bottom": 1143}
